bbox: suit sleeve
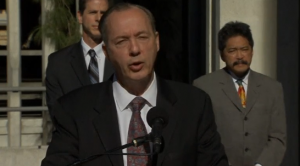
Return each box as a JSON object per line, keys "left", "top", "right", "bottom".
{"left": 41, "top": 100, "right": 79, "bottom": 166}
{"left": 193, "top": 78, "right": 208, "bottom": 92}
{"left": 256, "top": 83, "right": 287, "bottom": 166}
{"left": 45, "top": 54, "right": 63, "bottom": 118}
{"left": 196, "top": 93, "right": 229, "bottom": 166}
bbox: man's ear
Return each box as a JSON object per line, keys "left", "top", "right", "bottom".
{"left": 77, "top": 11, "right": 83, "bottom": 24}
{"left": 102, "top": 43, "right": 109, "bottom": 60}
{"left": 155, "top": 31, "right": 160, "bottom": 52}
{"left": 220, "top": 52, "right": 225, "bottom": 62}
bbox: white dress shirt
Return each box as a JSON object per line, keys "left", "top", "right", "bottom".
{"left": 113, "top": 73, "right": 157, "bottom": 166}
{"left": 81, "top": 38, "right": 106, "bottom": 82}
{"left": 231, "top": 70, "right": 250, "bottom": 95}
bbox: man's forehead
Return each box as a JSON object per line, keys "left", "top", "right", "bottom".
{"left": 84, "top": 0, "right": 109, "bottom": 11}
{"left": 226, "top": 45, "right": 250, "bottom": 49}
{"left": 107, "top": 7, "right": 148, "bottom": 22}
{"left": 86, "top": 0, "right": 108, "bottom": 3}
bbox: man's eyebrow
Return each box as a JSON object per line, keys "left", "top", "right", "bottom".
{"left": 100, "top": 10, "right": 107, "bottom": 13}
{"left": 227, "top": 47, "right": 237, "bottom": 50}
{"left": 135, "top": 31, "right": 150, "bottom": 36}
{"left": 113, "top": 35, "right": 129, "bottom": 41}
{"left": 112, "top": 31, "right": 151, "bottom": 40}
{"left": 241, "top": 46, "right": 249, "bottom": 48}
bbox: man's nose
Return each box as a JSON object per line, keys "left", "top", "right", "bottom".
{"left": 129, "top": 39, "right": 141, "bottom": 56}
{"left": 236, "top": 50, "right": 244, "bottom": 59}
{"left": 96, "top": 12, "right": 102, "bottom": 22}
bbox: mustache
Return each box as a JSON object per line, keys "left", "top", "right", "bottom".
{"left": 233, "top": 60, "right": 248, "bottom": 66}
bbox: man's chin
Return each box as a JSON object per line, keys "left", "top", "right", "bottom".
{"left": 128, "top": 72, "right": 153, "bottom": 82}
{"left": 233, "top": 69, "right": 249, "bottom": 77}
{"left": 91, "top": 34, "right": 102, "bottom": 41}
{"left": 233, "top": 65, "right": 249, "bottom": 71}
{"left": 129, "top": 75, "right": 148, "bottom": 82}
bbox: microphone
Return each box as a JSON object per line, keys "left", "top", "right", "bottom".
{"left": 68, "top": 135, "right": 152, "bottom": 166}
{"left": 146, "top": 107, "right": 169, "bottom": 153}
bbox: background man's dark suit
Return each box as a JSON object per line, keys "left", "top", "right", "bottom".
{"left": 41, "top": 77, "right": 229, "bottom": 166}
{"left": 45, "top": 41, "right": 114, "bottom": 114}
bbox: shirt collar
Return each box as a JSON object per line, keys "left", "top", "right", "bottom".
{"left": 113, "top": 73, "right": 157, "bottom": 111}
{"left": 81, "top": 38, "right": 103, "bottom": 58}
{"left": 230, "top": 70, "right": 250, "bottom": 85}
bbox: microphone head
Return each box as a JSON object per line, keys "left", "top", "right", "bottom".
{"left": 146, "top": 107, "right": 169, "bottom": 128}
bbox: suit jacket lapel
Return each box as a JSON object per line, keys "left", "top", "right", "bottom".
{"left": 92, "top": 82, "right": 123, "bottom": 166}
{"left": 103, "top": 58, "right": 114, "bottom": 81}
{"left": 70, "top": 41, "right": 91, "bottom": 86}
{"left": 245, "top": 70, "right": 260, "bottom": 114}
{"left": 155, "top": 77, "right": 178, "bottom": 166}
{"left": 219, "top": 69, "right": 245, "bottom": 112}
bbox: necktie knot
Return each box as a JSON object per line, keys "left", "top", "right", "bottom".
{"left": 129, "top": 97, "right": 147, "bottom": 112}
{"left": 88, "top": 49, "right": 97, "bottom": 58}
{"left": 236, "top": 79, "right": 243, "bottom": 86}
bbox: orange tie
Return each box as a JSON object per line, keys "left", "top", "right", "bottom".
{"left": 236, "top": 79, "right": 246, "bottom": 108}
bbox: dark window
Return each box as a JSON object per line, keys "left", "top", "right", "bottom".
{"left": 0, "top": 56, "right": 6, "bottom": 82}
{"left": 21, "top": 56, "right": 42, "bottom": 82}
{"left": 21, "top": 96, "right": 42, "bottom": 117}
{"left": 20, "top": 0, "right": 41, "bottom": 50}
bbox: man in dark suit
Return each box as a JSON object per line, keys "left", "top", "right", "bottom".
{"left": 193, "top": 21, "right": 286, "bottom": 166}
{"left": 42, "top": 3, "right": 228, "bottom": 166}
{"left": 45, "top": 0, "right": 114, "bottom": 115}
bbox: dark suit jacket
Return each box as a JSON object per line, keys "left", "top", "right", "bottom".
{"left": 45, "top": 41, "right": 114, "bottom": 116}
{"left": 41, "top": 77, "right": 229, "bottom": 166}
{"left": 193, "top": 69, "right": 286, "bottom": 166}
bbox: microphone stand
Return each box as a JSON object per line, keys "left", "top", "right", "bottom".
{"left": 68, "top": 135, "right": 154, "bottom": 166}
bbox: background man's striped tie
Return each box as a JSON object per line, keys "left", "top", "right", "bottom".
{"left": 88, "top": 49, "right": 99, "bottom": 84}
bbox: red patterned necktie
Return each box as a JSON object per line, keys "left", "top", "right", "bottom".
{"left": 127, "top": 97, "right": 151, "bottom": 166}
{"left": 236, "top": 79, "right": 246, "bottom": 108}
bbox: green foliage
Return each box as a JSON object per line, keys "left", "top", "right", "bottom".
{"left": 32, "top": 0, "right": 81, "bottom": 50}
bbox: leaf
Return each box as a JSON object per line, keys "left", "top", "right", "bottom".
{"left": 30, "top": 0, "right": 81, "bottom": 50}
